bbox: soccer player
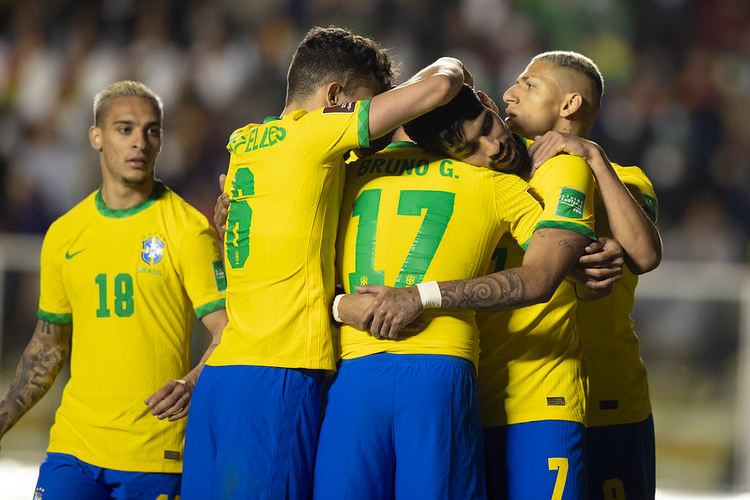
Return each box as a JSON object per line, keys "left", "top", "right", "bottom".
{"left": 349, "top": 91, "right": 603, "bottom": 500}
{"left": 500, "top": 51, "right": 661, "bottom": 500}
{"left": 313, "top": 84, "right": 596, "bottom": 500}
{"left": 180, "top": 26, "right": 469, "bottom": 500}
{"left": 0, "top": 80, "right": 228, "bottom": 499}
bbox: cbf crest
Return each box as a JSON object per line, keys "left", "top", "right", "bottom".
{"left": 141, "top": 236, "right": 165, "bottom": 265}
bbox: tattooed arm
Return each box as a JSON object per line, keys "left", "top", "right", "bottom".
{"left": 357, "top": 228, "right": 591, "bottom": 339}
{"left": 0, "top": 319, "right": 72, "bottom": 446}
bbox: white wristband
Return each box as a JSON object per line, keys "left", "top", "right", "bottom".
{"left": 416, "top": 281, "right": 442, "bottom": 308}
{"left": 332, "top": 294, "right": 345, "bottom": 323}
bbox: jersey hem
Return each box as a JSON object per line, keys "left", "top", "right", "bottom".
{"left": 482, "top": 410, "right": 585, "bottom": 427}
{"left": 585, "top": 407, "right": 652, "bottom": 427}
{"left": 46, "top": 448, "right": 183, "bottom": 474}
{"left": 207, "top": 357, "right": 337, "bottom": 371}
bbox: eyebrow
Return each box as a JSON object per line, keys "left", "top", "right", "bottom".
{"left": 111, "top": 120, "right": 162, "bottom": 128}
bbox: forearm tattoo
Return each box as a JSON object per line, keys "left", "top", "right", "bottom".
{"left": 438, "top": 229, "right": 583, "bottom": 311}
{"left": 0, "top": 321, "right": 69, "bottom": 431}
{"left": 439, "top": 270, "right": 526, "bottom": 311}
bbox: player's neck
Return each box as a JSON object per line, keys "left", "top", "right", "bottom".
{"left": 282, "top": 89, "right": 332, "bottom": 117}
{"left": 553, "top": 120, "right": 589, "bottom": 139}
{"left": 100, "top": 177, "right": 156, "bottom": 210}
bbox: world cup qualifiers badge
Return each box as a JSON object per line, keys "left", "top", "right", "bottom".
{"left": 141, "top": 236, "right": 165, "bottom": 265}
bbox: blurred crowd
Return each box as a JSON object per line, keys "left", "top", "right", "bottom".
{"left": 0, "top": 0, "right": 749, "bottom": 262}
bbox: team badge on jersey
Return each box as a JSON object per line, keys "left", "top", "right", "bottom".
{"left": 141, "top": 236, "right": 165, "bottom": 265}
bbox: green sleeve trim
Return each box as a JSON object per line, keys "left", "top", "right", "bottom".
{"left": 520, "top": 220, "right": 597, "bottom": 251}
{"left": 195, "top": 298, "right": 226, "bottom": 319}
{"left": 357, "top": 100, "right": 371, "bottom": 149}
{"left": 38, "top": 309, "right": 72, "bottom": 325}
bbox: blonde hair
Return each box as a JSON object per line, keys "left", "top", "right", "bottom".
{"left": 93, "top": 80, "right": 163, "bottom": 126}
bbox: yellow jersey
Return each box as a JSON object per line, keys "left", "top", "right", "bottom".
{"left": 39, "top": 181, "right": 226, "bottom": 473}
{"left": 337, "top": 142, "right": 594, "bottom": 369}
{"left": 209, "top": 101, "right": 371, "bottom": 371}
{"left": 580, "top": 164, "right": 657, "bottom": 427}
{"left": 478, "top": 153, "right": 597, "bottom": 427}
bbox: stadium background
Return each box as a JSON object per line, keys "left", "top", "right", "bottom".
{"left": 0, "top": 0, "right": 749, "bottom": 497}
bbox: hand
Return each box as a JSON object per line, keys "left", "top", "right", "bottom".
{"left": 337, "top": 292, "right": 377, "bottom": 331}
{"left": 527, "top": 131, "right": 596, "bottom": 176}
{"left": 214, "top": 174, "right": 229, "bottom": 239}
{"left": 144, "top": 379, "right": 193, "bottom": 421}
{"left": 570, "top": 237, "right": 624, "bottom": 289}
{"left": 356, "top": 285, "right": 423, "bottom": 339}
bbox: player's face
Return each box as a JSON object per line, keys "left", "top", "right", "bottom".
{"left": 445, "top": 107, "right": 529, "bottom": 173}
{"left": 90, "top": 96, "right": 162, "bottom": 187}
{"left": 503, "top": 60, "right": 565, "bottom": 138}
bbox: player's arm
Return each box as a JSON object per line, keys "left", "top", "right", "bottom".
{"left": 214, "top": 174, "right": 228, "bottom": 240}
{"left": 145, "top": 309, "right": 227, "bottom": 422}
{"left": 357, "top": 227, "right": 590, "bottom": 338}
{"left": 0, "top": 319, "right": 72, "bottom": 446}
{"left": 367, "top": 57, "right": 468, "bottom": 140}
{"left": 528, "top": 131, "right": 662, "bottom": 275}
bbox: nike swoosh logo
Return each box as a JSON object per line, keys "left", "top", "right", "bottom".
{"left": 65, "top": 248, "right": 86, "bottom": 260}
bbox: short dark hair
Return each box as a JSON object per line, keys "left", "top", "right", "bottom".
{"left": 533, "top": 51, "right": 604, "bottom": 109}
{"left": 285, "top": 26, "right": 395, "bottom": 104}
{"left": 403, "top": 84, "right": 484, "bottom": 157}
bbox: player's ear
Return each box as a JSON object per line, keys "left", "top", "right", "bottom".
{"left": 89, "top": 125, "right": 102, "bottom": 152}
{"left": 477, "top": 91, "right": 500, "bottom": 114}
{"left": 325, "top": 82, "right": 342, "bottom": 107}
{"left": 560, "top": 93, "right": 583, "bottom": 118}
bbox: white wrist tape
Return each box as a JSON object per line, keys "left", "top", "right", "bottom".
{"left": 416, "top": 281, "right": 442, "bottom": 308}
{"left": 332, "top": 294, "right": 345, "bottom": 323}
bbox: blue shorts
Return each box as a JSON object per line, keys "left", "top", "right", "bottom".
{"left": 181, "top": 364, "right": 325, "bottom": 500}
{"left": 313, "top": 353, "right": 485, "bottom": 500}
{"left": 585, "top": 414, "right": 655, "bottom": 500}
{"left": 484, "top": 420, "right": 585, "bottom": 500}
{"left": 35, "top": 452, "right": 180, "bottom": 500}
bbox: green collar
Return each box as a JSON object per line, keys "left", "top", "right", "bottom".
{"left": 383, "top": 141, "right": 418, "bottom": 150}
{"left": 95, "top": 181, "right": 166, "bottom": 218}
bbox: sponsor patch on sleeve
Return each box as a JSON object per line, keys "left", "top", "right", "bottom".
{"left": 322, "top": 102, "right": 357, "bottom": 114}
{"left": 642, "top": 193, "right": 657, "bottom": 222}
{"left": 213, "top": 261, "right": 227, "bottom": 292}
{"left": 554, "top": 187, "right": 585, "bottom": 219}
